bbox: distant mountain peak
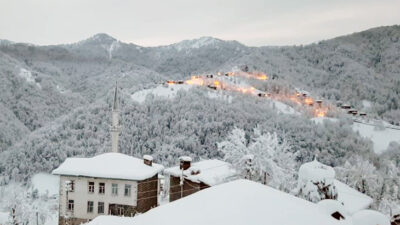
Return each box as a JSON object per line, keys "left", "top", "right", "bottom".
{"left": 75, "top": 33, "right": 118, "bottom": 46}
{"left": 90, "top": 33, "right": 116, "bottom": 42}
{"left": 170, "top": 36, "right": 242, "bottom": 51}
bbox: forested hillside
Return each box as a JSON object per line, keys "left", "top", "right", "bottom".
{"left": 0, "top": 25, "right": 399, "bottom": 214}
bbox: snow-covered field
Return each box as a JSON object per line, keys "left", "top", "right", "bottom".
{"left": 131, "top": 84, "right": 192, "bottom": 103}
{"left": 352, "top": 122, "right": 400, "bottom": 154}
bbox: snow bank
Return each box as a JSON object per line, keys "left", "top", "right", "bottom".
{"left": 352, "top": 122, "right": 400, "bottom": 154}
{"left": 31, "top": 173, "right": 60, "bottom": 196}
{"left": 52, "top": 153, "right": 164, "bottom": 181}
{"left": 84, "top": 216, "right": 134, "bottom": 225}
{"left": 334, "top": 180, "right": 373, "bottom": 214}
{"left": 131, "top": 84, "right": 192, "bottom": 103}
{"left": 164, "top": 159, "right": 236, "bottom": 186}
{"left": 351, "top": 210, "right": 390, "bottom": 225}
{"left": 87, "top": 179, "right": 347, "bottom": 225}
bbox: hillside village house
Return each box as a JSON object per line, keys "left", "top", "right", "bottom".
{"left": 52, "top": 84, "right": 164, "bottom": 225}
{"left": 165, "top": 156, "right": 237, "bottom": 202}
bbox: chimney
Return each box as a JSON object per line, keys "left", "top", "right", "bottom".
{"left": 179, "top": 156, "right": 192, "bottom": 170}
{"left": 143, "top": 155, "right": 153, "bottom": 166}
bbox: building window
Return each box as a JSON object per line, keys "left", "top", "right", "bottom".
{"left": 99, "top": 183, "right": 105, "bottom": 194}
{"left": 70, "top": 181, "right": 75, "bottom": 192}
{"left": 88, "top": 182, "right": 94, "bottom": 193}
{"left": 68, "top": 200, "right": 74, "bottom": 211}
{"left": 66, "top": 180, "right": 74, "bottom": 192}
{"left": 98, "top": 202, "right": 104, "bottom": 214}
{"left": 87, "top": 201, "right": 94, "bottom": 213}
{"left": 124, "top": 184, "right": 131, "bottom": 196}
{"left": 112, "top": 183, "right": 118, "bottom": 195}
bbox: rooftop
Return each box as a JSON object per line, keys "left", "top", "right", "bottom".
{"left": 52, "top": 153, "right": 163, "bottom": 181}
{"left": 87, "top": 179, "right": 350, "bottom": 225}
{"left": 164, "top": 159, "right": 236, "bottom": 186}
{"left": 334, "top": 179, "right": 373, "bottom": 214}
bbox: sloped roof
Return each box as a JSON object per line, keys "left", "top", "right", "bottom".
{"left": 351, "top": 210, "right": 390, "bottom": 225}
{"left": 164, "top": 159, "right": 237, "bottom": 186}
{"left": 52, "top": 153, "right": 163, "bottom": 181}
{"left": 87, "top": 179, "right": 351, "bottom": 225}
{"left": 334, "top": 180, "right": 373, "bottom": 214}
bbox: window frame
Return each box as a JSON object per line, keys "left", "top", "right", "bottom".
{"left": 67, "top": 199, "right": 74, "bottom": 211}
{"left": 87, "top": 201, "right": 94, "bottom": 213}
{"left": 99, "top": 182, "right": 105, "bottom": 194}
{"left": 124, "top": 184, "right": 131, "bottom": 197}
{"left": 112, "top": 183, "right": 118, "bottom": 196}
{"left": 70, "top": 180, "right": 75, "bottom": 192}
{"left": 98, "top": 202, "right": 105, "bottom": 214}
{"left": 88, "top": 181, "right": 95, "bottom": 193}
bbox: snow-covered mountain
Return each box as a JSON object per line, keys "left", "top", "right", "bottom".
{"left": 0, "top": 26, "right": 399, "bottom": 218}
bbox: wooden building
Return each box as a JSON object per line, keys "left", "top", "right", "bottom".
{"left": 165, "top": 157, "right": 236, "bottom": 202}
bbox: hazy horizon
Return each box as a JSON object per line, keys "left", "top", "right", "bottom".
{"left": 1, "top": 0, "right": 400, "bottom": 47}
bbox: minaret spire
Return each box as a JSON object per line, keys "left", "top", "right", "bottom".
{"left": 111, "top": 82, "right": 121, "bottom": 153}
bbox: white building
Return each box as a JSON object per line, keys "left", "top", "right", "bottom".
{"left": 52, "top": 84, "right": 164, "bottom": 225}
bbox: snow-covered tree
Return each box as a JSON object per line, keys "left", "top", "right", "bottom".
{"left": 296, "top": 159, "right": 338, "bottom": 203}
{"left": 218, "top": 127, "right": 297, "bottom": 191}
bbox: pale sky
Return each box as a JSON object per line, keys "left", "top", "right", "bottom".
{"left": 0, "top": 0, "right": 399, "bottom": 46}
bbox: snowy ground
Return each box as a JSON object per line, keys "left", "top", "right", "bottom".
{"left": 0, "top": 173, "right": 59, "bottom": 225}
{"left": 352, "top": 122, "right": 400, "bottom": 154}
{"left": 131, "top": 84, "right": 192, "bottom": 103}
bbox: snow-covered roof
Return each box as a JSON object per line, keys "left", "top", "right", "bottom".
{"left": 317, "top": 199, "right": 349, "bottom": 218}
{"left": 334, "top": 180, "right": 373, "bottom": 214}
{"left": 143, "top": 155, "right": 153, "bottom": 161}
{"left": 298, "top": 159, "right": 335, "bottom": 184}
{"left": 164, "top": 159, "right": 236, "bottom": 186}
{"left": 351, "top": 210, "right": 390, "bottom": 225}
{"left": 179, "top": 156, "right": 192, "bottom": 162}
{"left": 52, "top": 153, "right": 164, "bottom": 181}
{"left": 87, "top": 179, "right": 350, "bottom": 225}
